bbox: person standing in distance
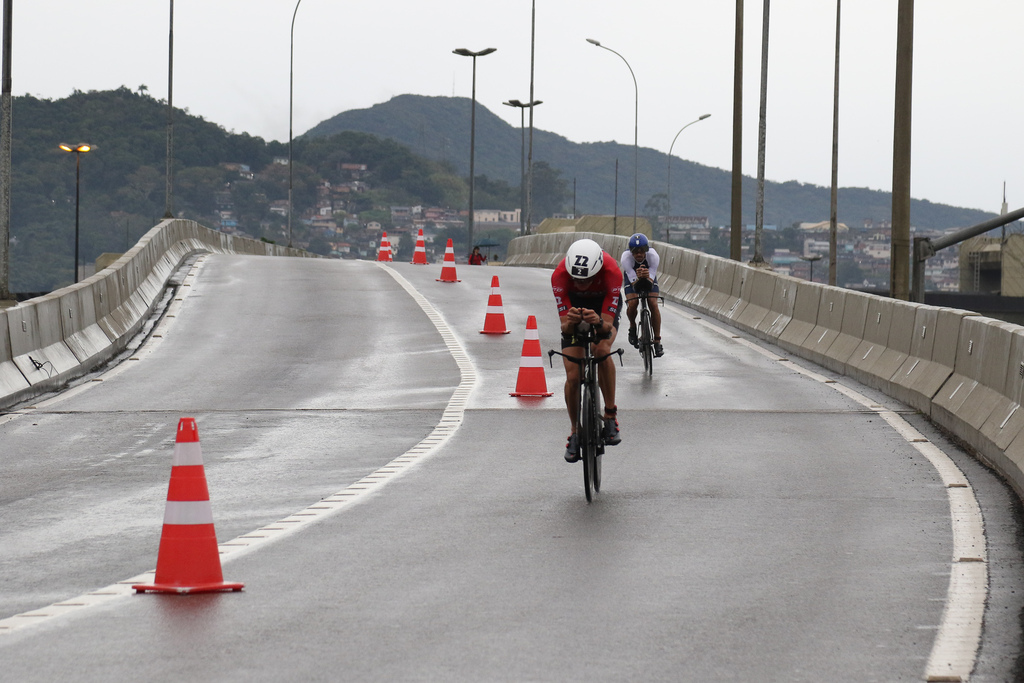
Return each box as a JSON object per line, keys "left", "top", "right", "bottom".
{"left": 620, "top": 233, "right": 663, "bottom": 357}
{"left": 468, "top": 246, "right": 487, "bottom": 265}
{"left": 551, "top": 238, "right": 623, "bottom": 462}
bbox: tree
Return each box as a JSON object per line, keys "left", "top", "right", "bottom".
{"left": 644, "top": 193, "right": 668, "bottom": 238}
{"left": 531, "top": 161, "right": 569, "bottom": 219}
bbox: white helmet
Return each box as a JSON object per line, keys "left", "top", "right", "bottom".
{"left": 566, "top": 239, "right": 604, "bottom": 279}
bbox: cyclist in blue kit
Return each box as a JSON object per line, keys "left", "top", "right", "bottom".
{"left": 620, "top": 233, "right": 664, "bottom": 357}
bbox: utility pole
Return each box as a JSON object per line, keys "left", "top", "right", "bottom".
{"left": 752, "top": 0, "right": 770, "bottom": 265}
{"left": 828, "top": 0, "right": 841, "bottom": 286}
{"left": 0, "top": 0, "right": 12, "bottom": 301}
{"left": 164, "top": 0, "right": 174, "bottom": 218}
{"left": 730, "top": 0, "right": 743, "bottom": 261}
{"left": 890, "top": 0, "right": 914, "bottom": 300}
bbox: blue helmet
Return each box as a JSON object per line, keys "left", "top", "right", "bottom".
{"left": 628, "top": 233, "right": 649, "bottom": 251}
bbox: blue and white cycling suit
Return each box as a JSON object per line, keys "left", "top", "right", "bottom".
{"left": 620, "top": 248, "right": 660, "bottom": 296}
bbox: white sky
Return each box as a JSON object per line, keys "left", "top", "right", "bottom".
{"left": 13, "top": 1, "right": 1022, "bottom": 213}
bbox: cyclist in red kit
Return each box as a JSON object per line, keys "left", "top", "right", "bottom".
{"left": 551, "top": 238, "right": 623, "bottom": 462}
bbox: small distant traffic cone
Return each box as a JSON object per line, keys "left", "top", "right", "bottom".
{"left": 510, "top": 315, "right": 553, "bottom": 397}
{"left": 133, "top": 418, "right": 244, "bottom": 595}
{"left": 480, "top": 275, "right": 511, "bottom": 334}
{"left": 376, "top": 231, "right": 393, "bottom": 262}
{"left": 411, "top": 227, "right": 428, "bottom": 264}
{"left": 437, "top": 238, "right": 460, "bottom": 282}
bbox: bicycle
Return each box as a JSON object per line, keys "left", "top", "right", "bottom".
{"left": 549, "top": 323, "right": 624, "bottom": 502}
{"left": 632, "top": 280, "right": 663, "bottom": 376}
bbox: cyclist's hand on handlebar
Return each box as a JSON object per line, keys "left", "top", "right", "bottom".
{"left": 565, "top": 307, "right": 583, "bottom": 325}
{"left": 580, "top": 308, "right": 602, "bottom": 326}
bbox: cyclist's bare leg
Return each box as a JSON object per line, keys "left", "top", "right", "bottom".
{"left": 649, "top": 294, "right": 662, "bottom": 340}
{"left": 625, "top": 295, "right": 639, "bottom": 329}
{"left": 594, "top": 333, "right": 617, "bottom": 418}
{"left": 562, "top": 348, "right": 584, "bottom": 431}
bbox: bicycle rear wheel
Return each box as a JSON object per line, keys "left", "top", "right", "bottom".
{"left": 640, "top": 307, "right": 654, "bottom": 376}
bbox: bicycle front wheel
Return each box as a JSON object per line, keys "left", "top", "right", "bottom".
{"left": 580, "top": 381, "right": 600, "bottom": 502}
{"left": 640, "top": 307, "right": 654, "bottom": 376}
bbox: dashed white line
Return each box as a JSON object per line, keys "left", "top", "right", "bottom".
{"left": 0, "top": 261, "right": 476, "bottom": 636}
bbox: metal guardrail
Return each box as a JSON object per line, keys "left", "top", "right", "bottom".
{"left": 912, "top": 206, "right": 1024, "bottom": 302}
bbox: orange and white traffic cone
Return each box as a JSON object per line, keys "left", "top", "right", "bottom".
{"left": 411, "top": 227, "right": 428, "bottom": 264}
{"left": 133, "top": 418, "right": 244, "bottom": 595}
{"left": 376, "top": 231, "right": 393, "bottom": 262}
{"left": 510, "top": 315, "right": 553, "bottom": 397}
{"left": 480, "top": 275, "right": 511, "bottom": 334}
{"left": 436, "top": 238, "right": 460, "bottom": 283}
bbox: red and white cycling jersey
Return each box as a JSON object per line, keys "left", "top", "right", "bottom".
{"left": 551, "top": 251, "right": 622, "bottom": 319}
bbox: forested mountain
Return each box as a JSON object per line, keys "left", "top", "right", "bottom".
{"left": 307, "top": 94, "right": 995, "bottom": 233}
{"left": 5, "top": 88, "right": 995, "bottom": 294}
{"left": 6, "top": 88, "right": 497, "bottom": 292}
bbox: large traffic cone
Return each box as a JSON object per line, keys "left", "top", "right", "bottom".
{"left": 133, "top": 418, "right": 244, "bottom": 595}
{"left": 376, "top": 231, "right": 393, "bottom": 262}
{"left": 510, "top": 315, "right": 553, "bottom": 397}
{"left": 480, "top": 275, "right": 511, "bottom": 334}
{"left": 436, "top": 238, "right": 460, "bottom": 282}
{"left": 410, "top": 227, "right": 428, "bottom": 264}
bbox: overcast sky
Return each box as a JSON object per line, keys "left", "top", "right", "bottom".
{"left": 13, "top": 1, "right": 1022, "bottom": 214}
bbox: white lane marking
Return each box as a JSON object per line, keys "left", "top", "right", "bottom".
{"left": 678, "top": 308, "right": 987, "bottom": 683}
{"left": 0, "top": 262, "right": 476, "bottom": 636}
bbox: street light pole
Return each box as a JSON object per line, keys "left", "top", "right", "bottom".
{"left": 667, "top": 113, "right": 711, "bottom": 236}
{"left": 752, "top": 0, "right": 770, "bottom": 265}
{"left": 0, "top": 0, "right": 12, "bottom": 300}
{"left": 453, "top": 47, "right": 496, "bottom": 254}
{"left": 503, "top": 99, "right": 542, "bottom": 236}
{"left": 164, "top": 0, "right": 174, "bottom": 218}
{"left": 730, "top": 0, "right": 744, "bottom": 261}
{"left": 829, "top": 0, "right": 841, "bottom": 286}
{"left": 288, "top": 0, "right": 303, "bottom": 248}
{"left": 527, "top": 0, "right": 536, "bottom": 234}
{"left": 59, "top": 143, "right": 92, "bottom": 284}
{"left": 587, "top": 38, "right": 638, "bottom": 234}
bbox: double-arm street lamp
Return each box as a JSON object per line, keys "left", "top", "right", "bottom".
{"left": 453, "top": 47, "right": 496, "bottom": 253}
{"left": 587, "top": 38, "right": 638, "bottom": 234}
{"left": 59, "top": 143, "right": 92, "bottom": 284}
{"left": 502, "top": 99, "right": 542, "bottom": 235}
{"left": 667, "top": 114, "right": 711, "bottom": 228}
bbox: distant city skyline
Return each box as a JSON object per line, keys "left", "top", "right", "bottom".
{"left": 11, "top": 0, "right": 1022, "bottom": 214}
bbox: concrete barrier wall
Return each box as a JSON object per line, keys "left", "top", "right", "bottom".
{"left": 0, "top": 218, "right": 311, "bottom": 410}
{"left": 507, "top": 232, "right": 1024, "bottom": 500}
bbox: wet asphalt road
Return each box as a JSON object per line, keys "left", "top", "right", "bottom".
{"left": 0, "top": 255, "right": 1021, "bottom": 682}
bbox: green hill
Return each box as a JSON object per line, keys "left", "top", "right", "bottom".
{"left": 4, "top": 88, "right": 997, "bottom": 294}
{"left": 5, "top": 88, "right": 478, "bottom": 292}
{"left": 305, "top": 94, "right": 995, "bottom": 231}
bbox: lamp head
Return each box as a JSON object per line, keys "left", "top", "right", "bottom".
{"left": 504, "top": 99, "right": 524, "bottom": 107}
{"left": 699, "top": 114, "right": 711, "bottom": 121}
{"left": 586, "top": 38, "right": 601, "bottom": 46}
{"left": 59, "top": 143, "right": 92, "bottom": 153}
{"left": 454, "top": 47, "right": 496, "bottom": 57}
